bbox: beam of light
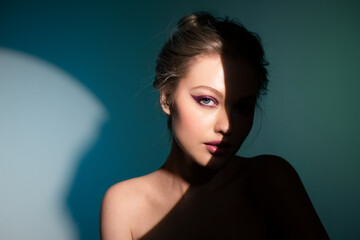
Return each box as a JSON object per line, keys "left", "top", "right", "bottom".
{"left": 0, "top": 47, "right": 108, "bottom": 240}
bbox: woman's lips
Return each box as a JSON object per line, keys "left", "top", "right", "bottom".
{"left": 204, "top": 141, "right": 231, "bottom": 155}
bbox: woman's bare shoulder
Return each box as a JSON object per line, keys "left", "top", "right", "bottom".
{"left": 236, "top": 154, "right": 295, "bottom": 180}
{"left": 239, "top": 154, "right": 304, "bottom": 200}
{"left": 238, "top": 154, "right": 290, "bottom": 167}
{"left": 102, "top": 172, "right": 163, "bottom": 213}
{"left": 240, "top": 154, "right": 329, "bottom": 239}
{"left": 100, "top": 173, "right": 160, "bottom": 240}
{"left": 104, "top": 173, "right": 156, "bottom": 199}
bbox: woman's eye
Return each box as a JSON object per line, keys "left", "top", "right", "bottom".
{"left": 235, "top": 103, "right": 255, "bottom": 114}
{"left": 191, "top": 95, "right": 218, "bottom": 107}
{"left": 200, "top": 98, "right": 214, "bottom": 106}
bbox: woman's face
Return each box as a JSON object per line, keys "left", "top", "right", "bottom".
{"left": 163, "top": 54, "right": 259, "bottom": 169}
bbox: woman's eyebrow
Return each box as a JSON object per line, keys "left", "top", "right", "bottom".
{"left": 191, "top": 85, "right": 257, "bottom": 101}
{"left": 190, "top": 85, "right": 224, "bottom": 98}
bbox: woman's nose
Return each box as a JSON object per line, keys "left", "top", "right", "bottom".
{"left": 214, "top": 108, "right": 231, "bottom": 135}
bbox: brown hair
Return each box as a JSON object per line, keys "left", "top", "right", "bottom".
{"left": 153, "top": 12, "right": 269, "bottom": 129}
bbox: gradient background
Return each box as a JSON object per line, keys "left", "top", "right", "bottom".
{"left": 1, "top": 0, "right": 359, "bottom": 239}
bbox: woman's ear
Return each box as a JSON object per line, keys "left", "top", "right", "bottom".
{"left": 160, "top": 92, "right": 171, "bottom": 115}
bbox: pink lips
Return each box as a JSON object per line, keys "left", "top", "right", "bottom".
{"left": 204, "top": 141, "right": 231, "bottom": 155}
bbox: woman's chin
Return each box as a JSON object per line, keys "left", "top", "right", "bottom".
{"left": 202, "top": 155, "right": 233, "bottom": 170}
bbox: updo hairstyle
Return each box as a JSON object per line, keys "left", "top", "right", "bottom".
{"left": 153, "top": 12, "right": 269, "bottom": 129}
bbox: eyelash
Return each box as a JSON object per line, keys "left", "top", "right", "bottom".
{"left": 191, "top": 95, "right": 218, "bottom": 107}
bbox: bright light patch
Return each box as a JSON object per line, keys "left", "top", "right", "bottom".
{"left": 0, "top": 48, "right": 108, "bottom": 240}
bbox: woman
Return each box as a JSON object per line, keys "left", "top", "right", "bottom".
{"left": 101, "top": 12, "right": 329, "bottom": 239}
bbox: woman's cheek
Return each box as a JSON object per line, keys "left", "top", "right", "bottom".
{"left": 235, "top": 115, "right": 254, "bottom": 140}
{"left": 175, "top": 105, "right": 208, "bottom": 142}
{"left": 178, "top": 106, "right": 202, "bottom": 134}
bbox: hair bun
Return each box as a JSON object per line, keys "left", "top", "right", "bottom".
{"left": 177, "top": 12, "right": 216, "bottom": 29}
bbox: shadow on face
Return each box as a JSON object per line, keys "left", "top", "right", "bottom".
{"left": 140, "top": 56, "right": 269, "bottom": 240}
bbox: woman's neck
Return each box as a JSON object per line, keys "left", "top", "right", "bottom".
{"left": 160, "top": 140, "right": 217, "bottom": 188}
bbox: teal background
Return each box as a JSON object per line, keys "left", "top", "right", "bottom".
{"left": 1, "top": 0, "right": 359, "bottom": 239}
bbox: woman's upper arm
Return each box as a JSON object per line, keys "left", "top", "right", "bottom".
{"left": 250, "top": 155, "right": 329, "bottom": 239}
{"left": 100, "top": 184, "right": 133, "bottom": 240}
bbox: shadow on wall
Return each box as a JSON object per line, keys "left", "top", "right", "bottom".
{"left": 0, "top": 48, "right": 108, "bottom": 240}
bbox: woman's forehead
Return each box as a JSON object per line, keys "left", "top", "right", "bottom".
{"left": 182, "top": 55, "right": 225, "bottom": 90}
{"left": 180, "top": 55, "right": 259, "bottom": 98}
